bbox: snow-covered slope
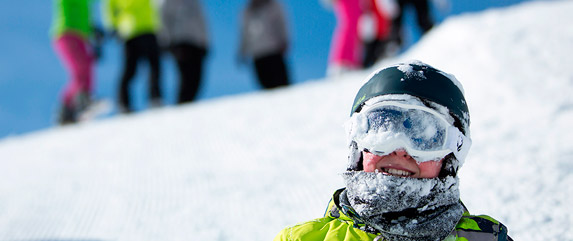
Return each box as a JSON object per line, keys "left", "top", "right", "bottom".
{"left": 1, "top": 1, "right": 572, "bottom": 240}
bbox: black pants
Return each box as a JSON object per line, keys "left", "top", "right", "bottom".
{"left": 119, "top": 33, "right": 161, "bottom": 112}
{"left": 391, "top": 0, "right": 434, "bottom": 45}
{"left": 253, "top": 53, "right": 289, "bottom": 89}
{"left": 169, "top": 43, "right": 207, "bottom": 104}
{"left": 363, "top": 39, "right": 388, "bottom": 68}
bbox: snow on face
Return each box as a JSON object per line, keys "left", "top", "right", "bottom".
{"left": 343, "top": 171, "right": 460, "bottom": 213}
{"left": 343, "top": 171, "right": 464, "bottom": 241}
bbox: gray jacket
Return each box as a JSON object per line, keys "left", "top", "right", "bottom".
{"left": 157, "top": 0, "right": 208, "bottom": 48}
{"left": 239, "top": 0, "right": 289, "bottom": 58}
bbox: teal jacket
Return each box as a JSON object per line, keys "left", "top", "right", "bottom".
{"left": 274, "top": 189, "right": 511, "bottom": 241}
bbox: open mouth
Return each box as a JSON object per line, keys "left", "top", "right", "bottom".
{"left": 382, "top": 168, "right": 414, "bottom": 177}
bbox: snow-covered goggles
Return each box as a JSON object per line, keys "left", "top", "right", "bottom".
{"left": 349, "top": 101, "right": 471, "bottom": 162}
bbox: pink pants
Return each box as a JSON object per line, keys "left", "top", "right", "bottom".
{"left": 329, "top": 0, "right": 362, "bottom": 68}
{"left": 53, "top": 33, "right": 94, "bottom": 107}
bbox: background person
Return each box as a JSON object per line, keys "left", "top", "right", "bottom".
{"left": 321, "top": 0, "right": 363, "bottom": 76}
{"left": 50, "top": 0, "right": 98, "bottom": 124}
{"left": 389, "top": 0, "right": 434, "bottom": 49}
{"left": 157, "top": 0, "right": 209, "bottom": 104}
{"left": 238, "top": 0, "right": 290, "bottom": 89}
{"left": 359, "top": 0, "right": 397, "bottom": 68}
{"left": 103, "top": 0, "right": 163, "bottom": 113}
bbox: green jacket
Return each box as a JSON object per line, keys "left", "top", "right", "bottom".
{"left": 103, "top": 0, "right": 159, "bottom": 40}
{"left": 50, "top": 0, "right": 93, "bottom": 39}
{"left": 274, "top": 189, "right": 511, "bottom": 241}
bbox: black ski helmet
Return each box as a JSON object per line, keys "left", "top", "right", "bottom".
{"left": 350, "top": 61, "right": 470, "bottom": 135}
{"left": 347, "top": 61, "right": 471, "bottom": 175}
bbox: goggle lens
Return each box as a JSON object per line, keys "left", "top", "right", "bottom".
{"left": 349, "top": 101, "right": 469, "bottom": 162}
{"left": 365, "top": 106, "right": 447, "bottom": 151}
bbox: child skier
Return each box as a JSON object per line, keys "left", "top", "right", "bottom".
{"left": 274, "top": 61, "right": 512, "bottom": 241}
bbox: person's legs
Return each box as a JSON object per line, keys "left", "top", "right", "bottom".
{"left": 118, "top": 37, "right": 141, "bottom": 113}
{"left": 413, "top": 0, "right": 433, "bottom": 33}
{"left": 171, "top": 43, "right": 206, "bottom": 104}
{"left": 270, "top": 54, "right": 290, "bottom": 88}
{"left": 140, "top": 34, "right": 162, "bottom": 106}
{"left": 53, "top": 33, "right": 94, "bottom": 108}
{"left": 373, "top": 39, "right": 389, "bottom": 64}
{"left": 253, "top": 56, "right": 267, "bottom": 88}
{"left": 53, "top": 33, "right": 94, "bottom": 124}
{"left": 362, "top": 40, "right": 378, "bottom": 68}
{"left": 254, "top": 53, "right": 289, "bottom": 89}
{"left": 328, "top": 0, "right": 362, "bottom": 75}
{"left": 390, "top": 0, "right": 407, "bottom": 46}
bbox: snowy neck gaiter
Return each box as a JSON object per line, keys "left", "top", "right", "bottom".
{"left": 341, "top": 171, "right": 464, "bottom": 241}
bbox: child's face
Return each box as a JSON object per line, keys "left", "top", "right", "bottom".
{"left": 362, "top": 149, "right": 443, "bottom": 178}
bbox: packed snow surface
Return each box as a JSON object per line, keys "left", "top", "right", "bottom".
{"left": 1, "top": 1, "right": 572, "bottom": 241}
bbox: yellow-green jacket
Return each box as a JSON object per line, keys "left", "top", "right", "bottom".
{"left": 103, "top": 0, "right": 159, "bottom": 40}
{"left": 274, "top": 189, "right": 511, "bottom": 241}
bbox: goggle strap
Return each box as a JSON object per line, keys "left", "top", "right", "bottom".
{"left": 446, "top": 126, "right": 472, "bottom": 162}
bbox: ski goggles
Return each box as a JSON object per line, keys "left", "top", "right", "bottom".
{"left": 349, "top": 101, "right": 471, "bottom": 162}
